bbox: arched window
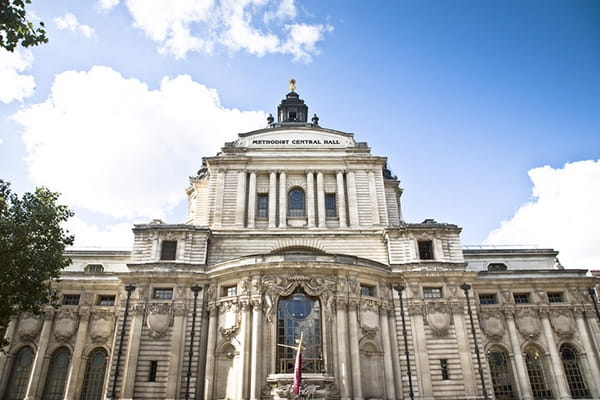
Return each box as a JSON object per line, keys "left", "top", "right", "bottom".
{"left": 4, "top": 347, "right": 34, "bottom": 400}
{"left": 487, "top": 347, "right": 517, "bottom": 399}
{"left": 560, "top": 344, "right": 591, "bottom": 398}
{"left": 525, "top": 346, "right": 553, "bottom": 400}
{"left": 80, "top": 348, "right": 108, "bottom": 400}
{"left": 288, "top": 188, "right": 305, "bottom": 217}
{"left": 277, "top": 291, "right": 322, "bottom": 373}
{"left": 42, "top": 347, "right": 71, "bottom": 400}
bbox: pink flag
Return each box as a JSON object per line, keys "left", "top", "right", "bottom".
{"left": 293, "top": 350, "right": 302, "bottom": 395}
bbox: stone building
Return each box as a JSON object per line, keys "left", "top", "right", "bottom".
{"left": 1, "top": 84, "right": 600, "bottom": 400}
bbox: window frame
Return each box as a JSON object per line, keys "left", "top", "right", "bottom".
{"left": 325, "top": 193, "right": 337, "bottom": 218}
{"left": 479, "top": 294, "right": 497, "bottom": 305}
{"left": 152, "top": 288, "right": 173, "bottom": 300}
{"left": 288, "top": 187, "right": 306, "bottom": 217}
{"left": 62, "top": 294, "right": 80, "bottom": 306}
{"left": 97, "top": 295, "right": 116, "bottom": 306}
{"left": 160, "top": 240, "right": 177, "bottom": 261}
{"left": 256, "top": 193, "right": 268, "bottom": 219}
{"left": 417, "top": 240, "right": 434, "bottom": 260}
{"left": 423, "top": 287, "right": 443, "bottom": 299}
{"left": 513, "top": 293, "right": 530, "bottom": 304}
{"left": 547, "top": 292, "right": 564, "bottom": 303}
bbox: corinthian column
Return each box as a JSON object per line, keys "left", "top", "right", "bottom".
{"left": 346, "top": 171, "right": 359, "bottom": 227}
{"left": 65, "top": 309, "right": 91, "bottom": 400}
{"left": 336, "top": 171, "right": 347, "bottom": 228}
{"left": 576, "top": 309, "right": 600, "bottom": 397}
{"left": 306, "top": 171, "right": 315, "bottom": 228}
{"left": 166, "top": 303, "right": 188, "bottom": 398}
{"left": 121, "top": 303, "right": 145, "bottom": 399}
{"left": 348, "top": 302, "right": 362, "bottom": 399}
{"left": 249, "top": 299, "right": 263, "bottom": 400}
{"left": 379, "top": 308, "right": 396, "bottom": 400}
{"left": 539, "top": 310, "right": 570, "bottom": 399}
{"left": 506, "top": 311, "right": 533, "bottom": 400}
{"left": 336, "top": 300, "right": 351, "bottom": 400}
{"left": 204, "top": 306, "right": 219, "bottom": 400}
{"left": 367, "top": 170, "right": 380, "bottom": 225}
{"left": 268, "top": 172, "right": 277, "bottom": 228}
{"left": 317, "top": 172, "right": 326, "bottom": 228}
{"left": 279, "top": 171, "right": 287, "bottom": 228}
{"left": 247, "top": 172, "right": 257, "bottom": 228}
{"left": 25, "top": 309, "right": 54, "bottom": 399}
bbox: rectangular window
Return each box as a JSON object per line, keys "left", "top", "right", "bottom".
{"left": 325, "top": 194, "right": 337, "bottom": 217}
{"left": 97, "top": 295, "right": 116, "bottom": 306}
{"left": 62, "top": 294, "right": 80, "bottom": 305}
{"left": 153, "top": 288, "right": 173, "bottom": 300}
{"left": 547, "top": 292, "right": 563, "bottom": 303}
{"left": 360, "top": 285, "right": 375, "bottom": 296}
{"left": 257, "top": 194, "right": 268, "bottom": 218}
{"left": 479, "top": 294, "right": 497, "bottom": 305}
{"left": 224, "top": 286, "right": 237, "bottom": 297}
{"left": 423, "top": 287, "right": 442, "bottom": 299}
{"left": 149, "top": 360, "right": 158, "bottom": 382}
{"left": 514, "top": 293, "right": 530, "bottom": 304}
{"left": 440, "top": 359, "right": 449, "bottom": 380}
{"left": 418, "top": 240, "right": 434, "bottom": 260}
{"left": 160, "top": 240, "right": 177, "bottom": 260}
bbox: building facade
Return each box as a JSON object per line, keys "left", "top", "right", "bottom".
{"left": 1, "top": 86, "right": 600, "bottom": 400}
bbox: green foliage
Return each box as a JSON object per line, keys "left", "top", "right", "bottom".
{"left": 0, "top": 180, "right": 73, "bottom": 348}
{"left": 0, "top": 0, "right": 48, "bottom": 52}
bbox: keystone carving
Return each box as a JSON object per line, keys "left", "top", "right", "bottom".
{"left": 425, "top": 302, "right": 451, "bottom": 337}
{"left": 479, "top": 310, "right": 505, "bottom": 341}
{"left": 146, "top": 303, "right": 173, "bottom": 339}
{"left": 516, "top": 309, "right": 540, "bottom": 340}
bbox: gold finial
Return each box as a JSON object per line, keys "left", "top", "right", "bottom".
{"left": 289, "top": 78, "right": 296, "bottom": 92}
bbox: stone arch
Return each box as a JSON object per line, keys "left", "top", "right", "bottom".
{"left": 524, "top": 343, "right": 553, "bottom": 399}
{"left": 270, "top": 239, "right": 325, "bottom": 254}
{"left": 559, "top": 342, "right": 592, "bottom": 398}
{"left": 486, "top": 344, "right": 518, "bottom": 400}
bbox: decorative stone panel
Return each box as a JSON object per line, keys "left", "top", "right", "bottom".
{"left": 516, "top": 309, "right": 540, "bottom": 340}
{"left": 54, "top": 310, "right": 78, "bottom": 342}
{"left": 550, "top": 310, "right": 575, "bottom": 338}
{"left": 146, "top": 302, "right": 173, "bottom": 339}
{"left": 479, "top": 310, "right": 506, "bottom": 341}
{"left": 89, "top": 312, "right": 115, "bottom": 343}
{"left": 425, "top": 302, "right": 452, "bottom": 337}
{"left": 18, "top": 313, "right": 41, "bottom": 342}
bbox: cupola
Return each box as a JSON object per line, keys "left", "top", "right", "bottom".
{"left": 277, "top": 78, "right": 309, "bottom": 124}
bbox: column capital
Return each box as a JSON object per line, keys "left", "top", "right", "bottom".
{"left": 305, "top": 169, "right": 315, "bottom": 175}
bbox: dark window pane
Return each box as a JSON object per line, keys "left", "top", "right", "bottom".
{"left": 153, "top": 288, "right": 173, "bottom": 299}
{"left": 160, "top": 240, "right": 177, "bottom": 260}
{"left": 257, "top": 194, "right": 268, "bottom": 218}
{"left": 479, "top": 294, "right": 497, "bottom": 305}
{"left": 62, "top": 294, "right": 80, "bottom": 305}
{"left": 81, "top": 349, "right": 108, "bottom": 400}
{"left": 97, "top": 295, "right": 115, "bottom": 306}
{"left": 418, "top": 240, "right": 434, "bottom": 260}
{"left": 42, "top": 347, "right": 71, "bottom": 400}
{"left": 514, "top": 293, "right": 530, "bottom": 304}
{"left": 5, "top": 347, "right": 34, "bottom": 400}
{"left": 325, "top": 194, "right": 336, "bottom": 217}
{"left": 548, "top": 292, "right": 563, "bottom": 303}
{"left": 288, "top": 188, "right": 305, "bottom": 217}
{"left": 561, "top": 345, "right": 591, "bottom": 398}
{"left": 488, "top": 348, "right": 517, "bottom": 399}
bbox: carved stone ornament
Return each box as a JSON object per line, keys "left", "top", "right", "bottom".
{"left": 18, "top": 313, "right": 41, "bottom": 342}
{"left": 261, "top": 275, "right": 336, "bottom": 323}
{"left": 360, "top": 302, "right": 380, "bottom": 329}
{"left": 90, "top": 312, "right": 115, "bottom": 343}
{"left": 425, "top": 302, "right": 451, "bottom": 337}
{"left": 218, "top": 300, "right": 240, "bottom": 339}
{"left": 480, "top": 311, "right": 505, "bottom": 341}
{"left": 146, "top": 303, "right": 173, "bottom": 339}
{"left": 54, "top": 310, "right": 78, "bottom": 342}
{"left": 361, "top": 326, "right": 378, "bottom": 340}
{"left": 516, "top": 309, "right": 540, "bottom": 340}
{"left": 550, "top": 310, "right": 575, "bottom": 338}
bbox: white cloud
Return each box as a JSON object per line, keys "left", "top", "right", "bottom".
{"left": 55, "top": 13, "right": 96, "bottom": 38}
{"left": 123, "top": 0, "right": 331, "bottom": 61}
{"left": 0, "top": 48, "right": 35, "bottom": 103}
{"left": 64, "top": 216, "right": 133, "bottom": 249}
{"left": 485, "top": 160, "right": 600, "bottom": 270}
{"left": 96, "top": 0, "right": 120, "bottom": 11}
{"left": 12, "top": 66, "right": 266, "bottom": 221}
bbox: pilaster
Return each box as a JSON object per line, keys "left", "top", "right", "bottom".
{"left": 279, "top": 171, "right": 287, "bottom": 228}
{"left": 65, "top": 309, "right": 90, "bottom": 400}
{"left": 367, "top": 170, "right": 380, "bottom": 225}
{"left": 247, "top": 171, "right": 257, "bottom": 228}
{"left": 268, "top": 172, "right": 277, "bottom": 228}
{"left": 235, "top": 171, "right": 247, "bottom": 227}
{"left": 317, "top": 171, "right": 326, "bottom": 228}
{"left": 505, "top": 310, "right": 533, "bottom": 400}
{"left": 346, "top": 171, "right": 359, "bottom": 227}
{"left": 348, "top": 301, "right": 362, "bottom": 399}
{"left": 336, "top": 299, "right": 351, "bottom": 400}
{"left": 25, "top": 309, "right": 54, "bottom": 399}
{"left": 306, "top": 171, "right": 316, "bottom": 228}
{"left": 379, "top": 309, "right": 396, "bottom": 400}
{"left": 336, "top": 170, "right": 347, "bottom": 228}
{"left": 539, "top": 309, "right": 570, "bottom": 399}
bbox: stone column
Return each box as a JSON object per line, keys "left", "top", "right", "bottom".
{"left": 249, "top": 299, "right": 263, "bottom": 400}
{"left": 317, "top": 172, "right": 326, "bottom": 228}
{"left": 279, "top": 171, "right": 287, "bottom": 228}
{"left": 65, "top": 309, "right": 91, "bottom": 400}
{"left": 25, "top": 309, "right": 54, "bottom": 399}
{"left": 348, "top": 302, "right": 362, "bottom": 399}
{"left": 213, "top": 169, "right": 225, "bottom": 228}
{"left": 306, "top": 171, "right": 316, "bottom": 228}
{"left": 388, "top": 306, "right": 404, "bottom": 399}
{"left": 576, "top": 310, "right": 600, "bottom": 397}
{"left": 166, "top": 303, "right": 188, "bottom": 398}
{"left": 235, "top": 171, "right": 247, "bottom": 227}
{"left": 539, "top": 310, "right": 570, "bottom": 399}
{"left": 336, "top": 300, "right": 352, "bottom": 400}
{"left": 336, "top": 171, "right": 347, "bottom": 228}
{"left": 379, "top": 308, "right": 396, "bottom": 400}
{"left": 346, "top": 171, "right": 360, "bottom": 227}
{"left": 506, "top": 311, "right": 534, "bottom": 400}
{"left": 268, "top": 172, "right": 277, "bottom": 228}
{"left": 204, "top": 306, "right": 219, "bottom": 400}
{"left": 121, "top": 304, "right": 145, "bottom": 399}
{"left": 247, "top": 172, "right": 257, "bottom": 229}
{"left": 367, "top": 170, "right": 380, "bottom": 225}
{"left": 238, "top": 302, "right": 252, "bottom": 400}
{"left": 411, "top": 307, "right": 432, "bottom": 399}
{"left": 452, "top": 302, "right": 477, "bottom": 397}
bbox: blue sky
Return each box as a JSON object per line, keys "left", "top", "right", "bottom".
{"left": 1, "top": 0, "right": 599, "bottom": 269}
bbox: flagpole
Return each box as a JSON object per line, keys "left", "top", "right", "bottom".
{"left": 293, "top": 331, "right": 304, "bottom": 396}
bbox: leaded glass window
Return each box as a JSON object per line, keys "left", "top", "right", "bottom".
{"left": 42, "top": 347, "right": 71, "bottom": 400}
{"left": 288, "top": 188, "right": 305, "bottom": 217}
{"left": 560, "top": 344, "right": 591, "bottom": 398}
{"left": 4, "top": 347, "right": 34, "bottom": 400}
{"left": 488, "top": 347, "right": 516, "bottom": 400}
{"left": 525, "top": 346, "right": 553, "bottom": 400}
{"left": 80, "top": 349, "right": 108, "bottom": 400}
{"left": 277, "top": 291, "right": 322, "bottom": 373}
